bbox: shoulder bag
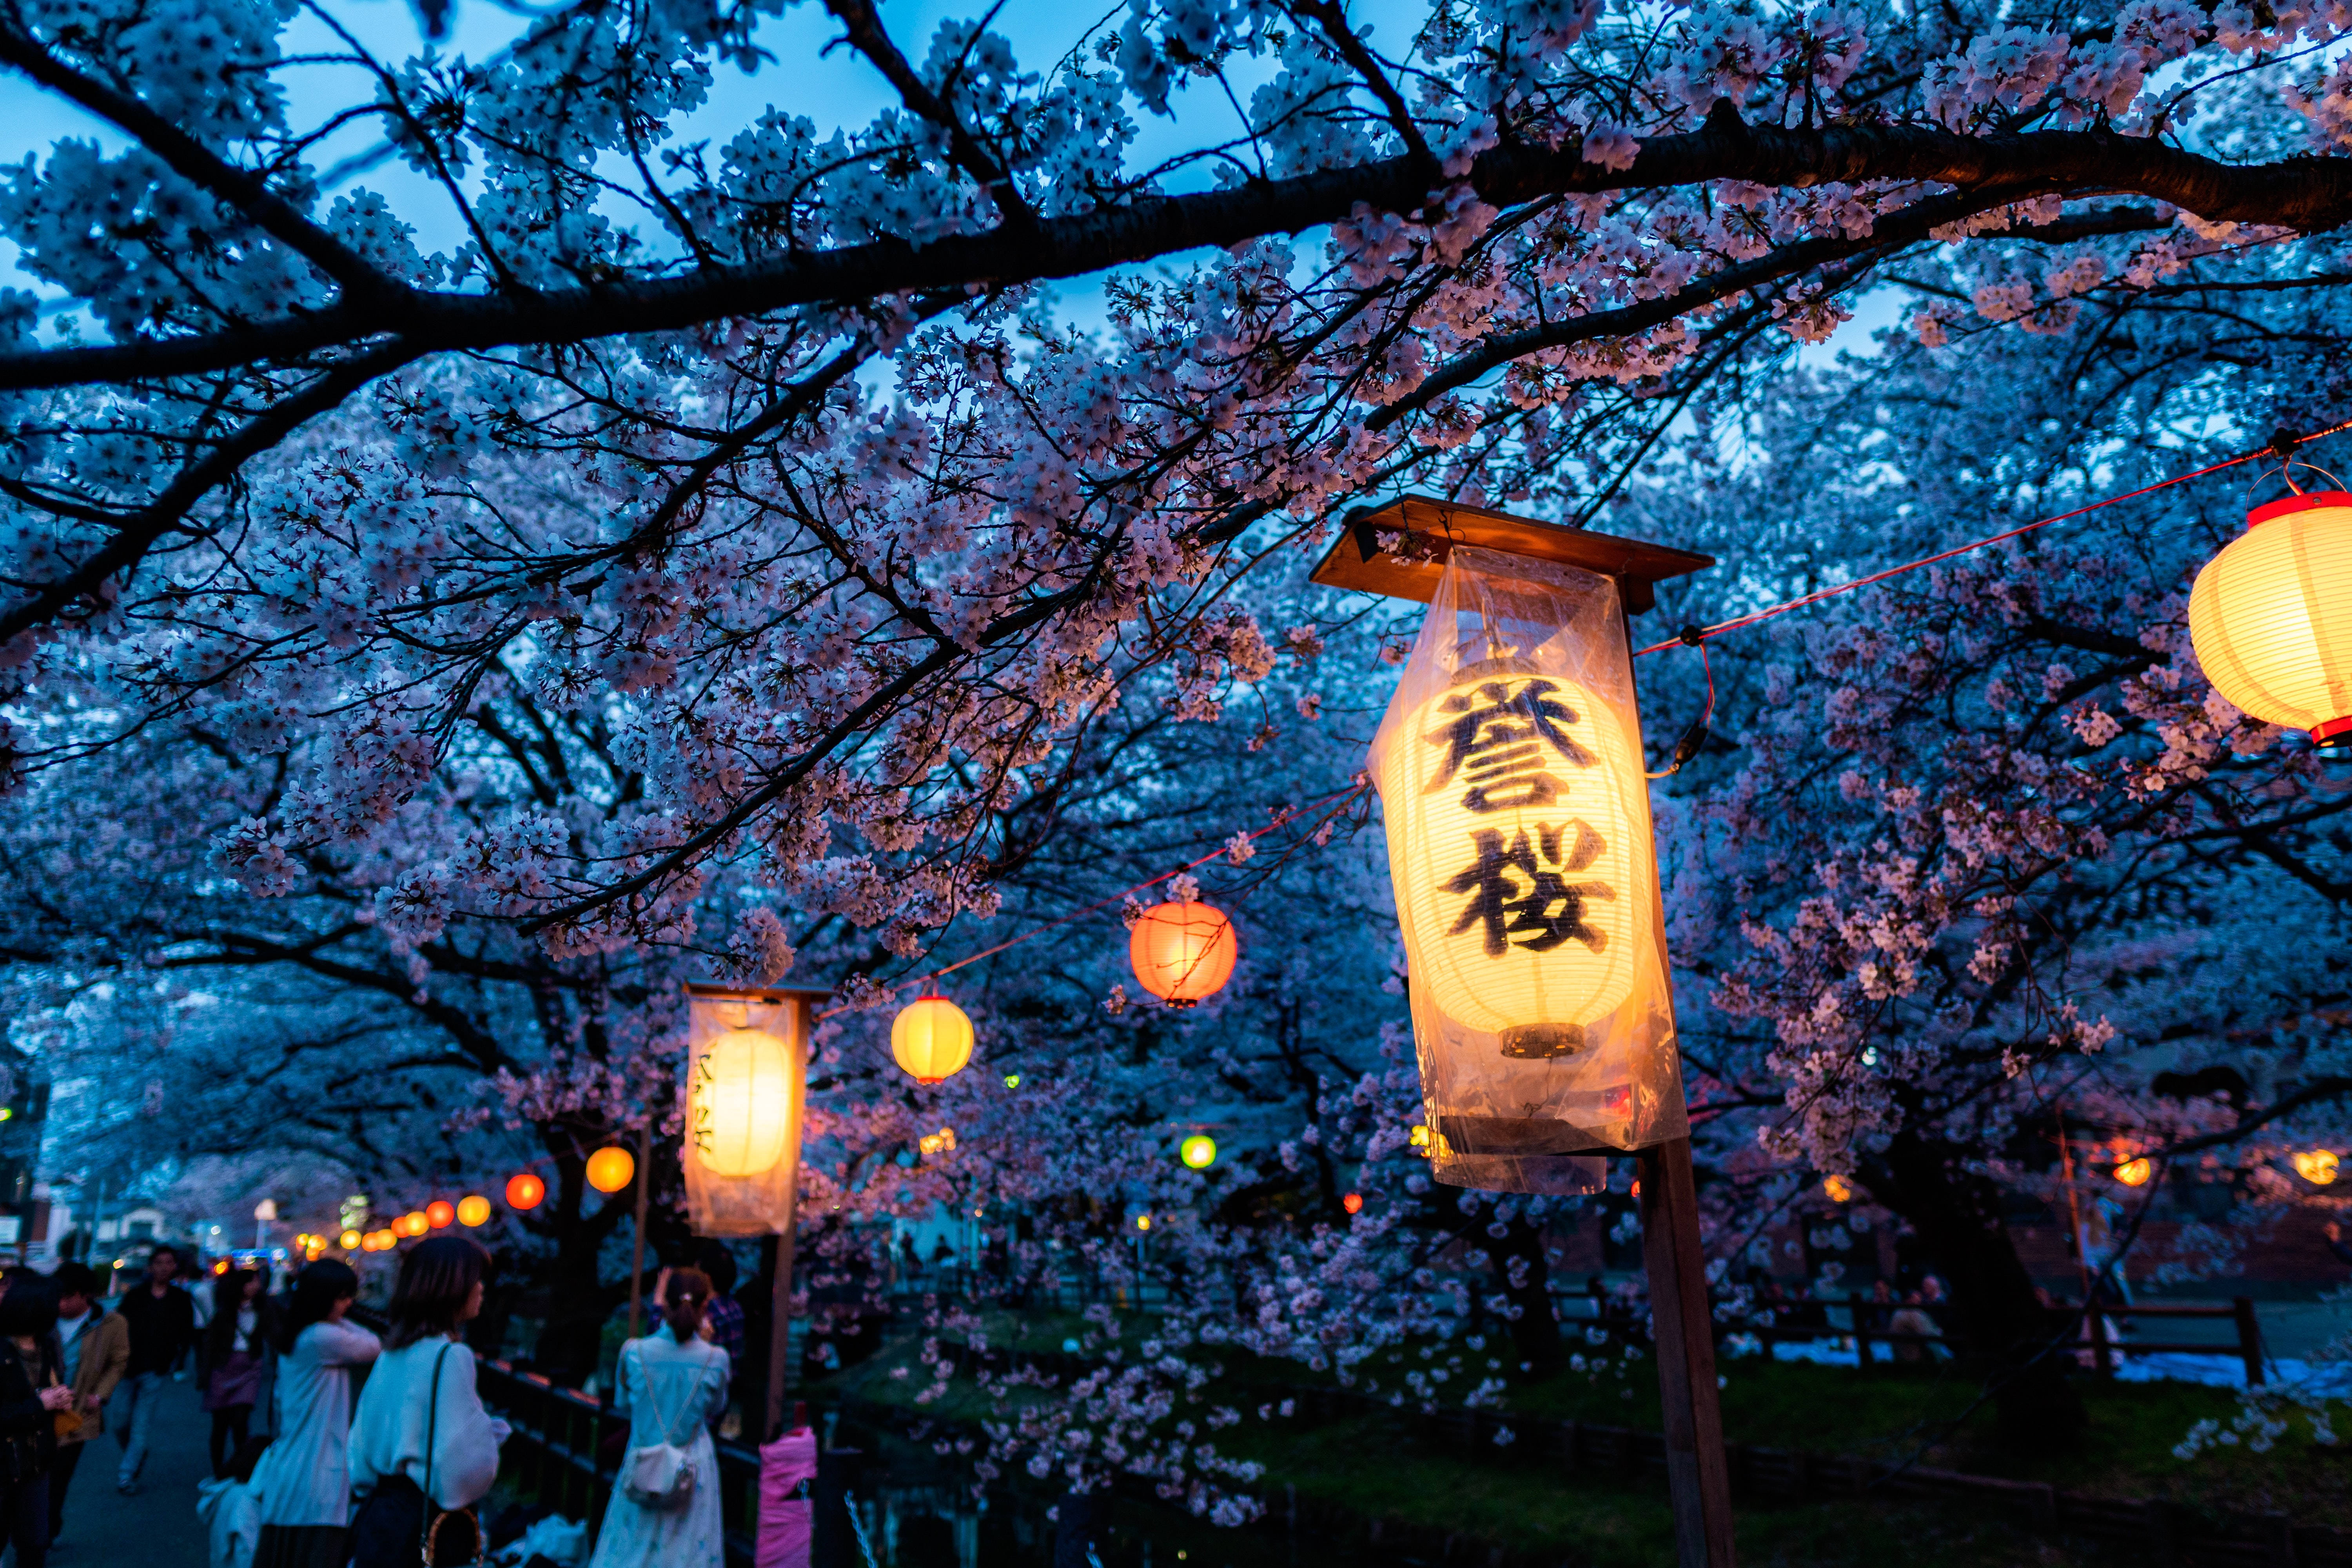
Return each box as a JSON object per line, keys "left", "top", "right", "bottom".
{"left": 617, "top": 1341, "right": 701, "bottom": 1510}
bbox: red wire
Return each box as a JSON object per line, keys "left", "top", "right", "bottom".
{"left": 1628, "top": 427, "right": 2352, "bottom": 658}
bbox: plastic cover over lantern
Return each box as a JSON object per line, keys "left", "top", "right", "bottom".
{"left": 682, "top": 990, "right": 804, "bottom": 1236}
{"left": 1368, "top": 547, "right": 1687, "bottom": 1194}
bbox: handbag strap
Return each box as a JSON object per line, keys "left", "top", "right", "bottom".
{"left": 418, "top": 1342, "right": 450, "bottom": 1563}
{"left": 631, "top": 1338, "right": 697, "bottom": 1450}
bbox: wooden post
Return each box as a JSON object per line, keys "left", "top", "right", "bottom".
{"left": 1639, "top": 1137, "right": 1737, "bottom": 1568}
{"left": 626, "top": 1118, "right": 652, "bottom": 1341}
{"left": 764, "top": 996, "right": 811, "bottom": 1441}
{"left": 2234, "top": 1296, "right": 2264, "bottom": 1387}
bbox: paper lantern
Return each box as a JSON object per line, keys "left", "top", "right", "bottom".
{"left": 2115, "top": 1157, "right": 2153, "bottom": 1187}
{"left": 424, "top": 1200, "right": 455, "bottom": 1230}
{"left": 339, "top": 1228, "right": 361, "bottom": 1250}
{"left": 505, "top": 1172, "right": 545, "bottom": 1211}
{"left": 2190, "top": 490, "right": 2352, "bottom": 753}
{"left": 1367, "top": 548, "right": 1684, "bottom": 1194}
{"left": 891, "top": 992, "right": 975, "bottom": 1085}
{"left": 1822, "top": 1176, "right": 1854, "bottom": 1203}
{"left": 682, "top": 988, "right": 813, "bottom": 1237}
{"left": 2294, "top": 1149, "right": 2339, "bottom": 1185}
{"left": 396, "top": 1211, "right": 428, "bottom": 1238}
{"left": 917, "top": 1127, "right": 957, "bottom": 1156}
{"left": 586, "top": 1146, "right": 635, "bottom": 1194}
{"left": 456, "top": 1195, "right": 491, "bottom": 1227}
{"left": 1180, "top": 1134, "right": 1217, "bottom": 1170}
{"left": 1341, "top": 1192, "right": 1364, "bottom": 1214}
{"left": 1129, "top": 901, "right": 1237, "bottom": 1006}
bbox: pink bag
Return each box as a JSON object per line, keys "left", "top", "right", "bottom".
{"left": 754, "top": 1427, "right": 818, "bottom": 1568}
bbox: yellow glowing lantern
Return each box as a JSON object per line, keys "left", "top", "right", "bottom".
{"left": 424, "top": 1200, "right": 454, "bottom": 1230}
{"left": 394, "top": 1211, "right": 427, "bottom": 1238}
{"left": 2294, "top": 1149, "right": 2339, "bottom": 1185}
{"left": 1822, "top": 1176, "right": 1854, "bottom": 1203}
{"left": 506, "top": 1172, "right": 545, "bottom": 1211}
{"left": 1135, "top": 1214, "right": 1152, "bottom": 1232}
{"left": 1129, "top": 900, "right": 1238, "bottom": 1006}
{"left": 586, "top": 1146, "right": 635, "bottom": 1194}
{"left": 1180, "top": 1134, "right": 1217, "bottom": 1170}
{"left": 456, "top": 1195, "right": 491, "bottom": 1227}
{"left": 917, "top": 1127, "right": 957, "bottom": 1156}
{"left": 2115, "top": 1157, "right": 2154, "bottom": 1187}
{"left": 692, "top": 1023, "right": 795, "bottom": 1175}
{"left": 339, "top": 1228, "right": 362, "bottom": 1250}
{"left": 891, "top": 990, "right": 975, "bottom": 1085}
{"left": 1363, "top": 545, "right": 1690, "bottom": 1194}
{"left": 2190, "top": 489, "right": 2352, "bottom": 755}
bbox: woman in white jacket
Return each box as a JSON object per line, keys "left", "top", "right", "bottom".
{"left": 250, "top": 1261, "right": 379, "bottom": 1568}
{"left": 347, "top": 1238, "right": 503, "bottom": 1568}
{"left": 585, "top": 1269, "right": 731, "bottom": 1568}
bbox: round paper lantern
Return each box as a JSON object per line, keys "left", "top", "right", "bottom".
{"left": 692, "top": 1024, "right": 795, "bottom": 1175}
{"left": 338, "top": 1228, "right": 361, "bottom": 1250}
{"left": 2114, "top": 1156, "right": 2153, "bottom": 1187}
{"left": 456, "top": 1195, "right": 491, "bottom": 1227}
{"left": 1129, "top": 901, "right": 1237, "bottom": 1007}
{"left": 891, "top": 993, "right": 975, "bottom": 1085}
{"left": 2189, "top": 489, "right": 2352, "bottom": 753}
{"left": 1180, "top": 1134, "right": 1217, "bottom": 1170}
{"left": 505, "top": 1172, "right": 546, "bottom": 1211}
{"left": 424, "top": 1200, "right": 455, "bottom": 1230}
{"left": 396, "top": 1211, "right": 428, "bottom": 1238}
{"left": 1342, "top": 1192, "right": 1364, "bottom": 1214}
{"left": 2294, "top": 1149, "right": 2339, "bottom": 1185}
{"left": 586, "top": 1146, "right": 636, "bottom": 1194}
{"left": 1378, "top": 659, "right": 1650, "bottom": 1056}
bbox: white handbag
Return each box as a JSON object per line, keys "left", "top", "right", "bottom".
{"left": 617, "top": 1345, "right": 701, "bottom": 1510}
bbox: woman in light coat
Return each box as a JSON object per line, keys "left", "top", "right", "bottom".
{"left": 250, "top": 1260, "right": 379, "bottom": 1568}
{"left": 586, "top": 1269, "right": 732, "bottom": 1568}
{"left": 348, "top": 1236, "right": 502, "bottom": 1568}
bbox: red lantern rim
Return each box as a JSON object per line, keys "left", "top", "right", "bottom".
{"left": 2247, "top": 489, "right": 2352, "bottom": 527}
{"left": 2314, "top": 715, "right": 2352, "bottom": 744}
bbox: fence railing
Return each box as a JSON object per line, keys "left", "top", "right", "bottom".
{"left": 1733, "top": 1292, "right": 2266, "bottom": 1384}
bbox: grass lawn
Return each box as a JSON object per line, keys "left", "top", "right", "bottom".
{"left": 824, "top": 1327, "right": 2347, "bottom": 1565}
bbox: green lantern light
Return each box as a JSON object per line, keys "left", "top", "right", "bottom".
{"left": 1180, "top": 1134, "right": 1217, "bottom": 1170}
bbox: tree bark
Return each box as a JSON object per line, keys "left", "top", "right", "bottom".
{"left": 1866, "top": 1129, "right": 2084, "bottom": 1451}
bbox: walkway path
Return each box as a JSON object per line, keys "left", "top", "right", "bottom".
{"left": 54, "top": 1371, "right": 210, "bottom": 1568}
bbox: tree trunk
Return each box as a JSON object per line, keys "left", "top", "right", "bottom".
{"left": 1482, "top": 1207, "right": 1563, "bottom": 1378}
{"left": 1867, "top": 1129, "right": 2084, "bottom": 1451}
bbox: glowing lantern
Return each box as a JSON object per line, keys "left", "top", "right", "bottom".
{"left": 2294, "top": 1149, "right": 2339, "bottom": 1185}
{"left": 891, "top": 990, "right": 975, "bottom": 1085}
{"left": 339, "top": 1229, "right": 361, "bottom": 1250}
{"left": 505, "top": 1172, "right": 546, "bottom": 1211}
{"left": 394, "top": 1211, "right": 426, "bottom": 1238}
{"left": 1367, "top": 547, "right": 1687, "bottom": 1194}
{"left": 1409, "top": 1125, "right": 1431, "bottom": 1149}
{"left": 2189, "top": 489, "right": 2352, "bottom": 755}
{"left": 917, "top": 1127, "right": 957, "bottom": 1155}
{"left": 425, "top": 1200, "right": 455, "bottom": 1230}
{"left": 1129, "top": 900, "right": 1237, "bottom": 1006}
{"left": 2115, "top": 1157, "right": 2154, "bottom": 1187}
{"left": 1135, "top": 1214, "right": 1152, "bottom": 1231}
{"left": 456, "top": 1195, "right": 491, "bottom": 1227}
{"left": 1004, "top": 1074, "right": 1021, "bottom": 1089}
{"left": 1822, "top": 1176, "right": 1854, "bottom": 1203}
{"left": 586, "top": 1146, "right": 635, "bottom": 1194}
{"left": 683, "top": 986, "right": 820, "bottom": 1238}
{"left": 1180, "top": 1134, "right": 1217, "bottom": 1170}
{"left": 1342, "top": 1192, "right": 1364, "bottom": 1214}
{"left": 693, "top": 1022, "right": 795, "bottom": 1174}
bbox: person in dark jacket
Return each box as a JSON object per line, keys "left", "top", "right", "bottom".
{"left": 109, "top": 1246, "right": 196, "bottom": 1494}
{"left": 0, "top": 1279, "right": 78, "bottom": 1568}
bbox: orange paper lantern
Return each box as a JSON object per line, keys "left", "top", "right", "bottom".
{"left": 2115, "top": 1156, "right": 2153, "bottom": 1187}
{"left": 505, "top": 1172, "right": 546, "bottom": 1211}
{"left": 424, "top": 1200, "right": 455, "bottom": 1230}
{"left": 891, "top": 992, "right": 975, "bottom": 1085}
{"left": 456, "top": 1195, "right": 491, "bottom": 1227}
{"left": 1341, "top": 1192, "right": 1364, "bottom": 1214}
{"left": 586, "top": 1145, "right": 635, "bottom": 1194}
{"left": 396, "top": 1211, "right": 428, "bottom": 1238}
{"left": 1129, "top": 900, "right": 1237, "bottom": 1007}
{"left": 2190, "top": 489, "right": 2352, "bottom": 753}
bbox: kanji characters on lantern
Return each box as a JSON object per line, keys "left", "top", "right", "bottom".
{"left": 1367, "top": 547, "right": 1686, "bottom": 1194}
{"left": 681, "top": 986, "right": 816, "bottom": 1237}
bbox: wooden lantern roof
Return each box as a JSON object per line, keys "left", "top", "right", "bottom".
{"left": 1308, "top": 495, "right": 1715, "bottom": 615}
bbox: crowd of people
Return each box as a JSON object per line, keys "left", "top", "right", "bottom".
{"left": 0, "top": 1237, "right": 751, "bottom": 1568}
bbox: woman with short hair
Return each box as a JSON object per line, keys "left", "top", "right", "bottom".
{"left": 347, "top": 1237, "right": 502, "bottom": 1568}
{"left": 250, "top": 1258, "right": 379, "bottom": 1568}
{"left": 584, "top": 1269, "right": 732, "bottom": 1568}
{"left": 0, "top": 1281, "right": 79, "bottom": 1568}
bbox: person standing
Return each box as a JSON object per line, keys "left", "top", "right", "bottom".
{"left": 110, "top": 1245, "right": 196, "bottom": 1494}
{"left": 202, "top": 1267, "right": 276, "bottom": 1478}
{"left": 348, "top": 1238, "right": 501, "bottom": 1568}
{"left": 48, "top": 1262, "right": 127, "bottom": 1546}
{"left": 250, "top": 1259, "right": 379, "bottom": 1568}
{"left": 0, "top": 1281, "right": 80, "bottom": 1568}
{"left": 586, "top": 1269, "right": 731, "bottom": 1568}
